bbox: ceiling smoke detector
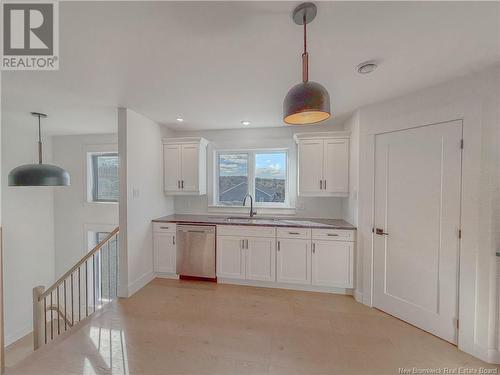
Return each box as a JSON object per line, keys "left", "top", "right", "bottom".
{"left": 356, "top": 61, "right": 378, "bottom": 74}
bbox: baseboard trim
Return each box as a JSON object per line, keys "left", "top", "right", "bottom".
{"left": 473, "top": 344, "right": 500, "bottom": 364}
{"left": 354, "top": 289, "right": 363, "bottom": 303}
{"left": 218, "top": 278, "right": 353, "bottom": 295}
{"left": 155, "top": 272, "right": 179, "bottom": 280}
{"left": 127, "top": 271, "right": 155, "bottom": 297}
{"left": 4, "top": 326, "right": 32, "bottom": 347}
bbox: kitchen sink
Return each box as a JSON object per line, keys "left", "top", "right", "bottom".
{"left": 225, "top": 216, "right": 278, "bottom": 224}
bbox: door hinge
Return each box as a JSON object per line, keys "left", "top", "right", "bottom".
{"left": 460, "top": 139, "right": 464, "bottom": 149}
{"left": 458, "top": 229, "right": 462, "bottom": 239}
{"left": 456, "top": 319, "right": 459, "bottom": 329}
{"left": 372, "top": 227, "right": 374, "bottom": 233}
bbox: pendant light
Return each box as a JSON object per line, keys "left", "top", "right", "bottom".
{"left": 8, "top": 112, "right": 70, "bottom": 187}
{"left": 283, "top": 2, "right": 331, "bottom": 125}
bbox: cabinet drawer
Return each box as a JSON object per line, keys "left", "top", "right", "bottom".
{"left": 153, "top": 222, "right": 176, "bottom": 233}
{"left": 276, "top": 227, "right": 311, "bottom": 239}
{"left": 311, "top": 229, "right": 354, "bottom": 242}
{"left": 217, "top": 225, "right": 276, "bottom": 238}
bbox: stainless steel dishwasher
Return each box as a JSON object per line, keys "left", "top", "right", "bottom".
{"left": 176, "top": 225, "right": 216, "bottom": 281}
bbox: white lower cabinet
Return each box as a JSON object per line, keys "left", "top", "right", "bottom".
{"left": 217, "top": 235, "right": 276, "bottom": 282}
{"left": 217, "top": 236, "right": 245, "bottom": 279}
{"left": 246, "top": 237, "right": 275, "bottom": 282}
{"left": 153, "top": 225, "right": 177, "bottom": 274}
{"left": 311, "top": 240, "right": 353, "bottom": 288}
{"left": 214, "top": 225, "right": 355, "bottom": 293}
{"left": 276, "top": 238, "right": 311, "bottom": 285}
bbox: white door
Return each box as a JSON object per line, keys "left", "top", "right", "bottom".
{"left": 312, "top": 241, "right": 353, "bottom": 288}
{"left": 277, "top": 239, "right": 311, "bottom": 285}
{"left": 373, "top": 120, "right": 462, "bottom": 344}
{"left": 180, "top": 144, "right": 199, "bottom": 192}
{"left": 246, "top": 237, "right": 276, "bottom": 282}
{"left": 217, "top": 236, "right": 245, "bottom": 279}
{"left": 323, "top": 139, "right": 349, "bottom": 193}
{"left": 164, "top": 145, "right": 181, "bottom": 191}
{"left": 298, "top": 140, "right": 324, "bottom": 194}
{"left": 154, "top": 232, "right": 176, "bottom": 273}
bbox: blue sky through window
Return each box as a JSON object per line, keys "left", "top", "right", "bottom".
{"left": 255, "top": 153, "right": 286, "bottom": 179}
{"left": 219, "top": 153, "right": 248, "bottom": 176}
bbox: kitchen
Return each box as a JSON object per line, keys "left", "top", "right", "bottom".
{"left": 152, "top": 130, "right": 357, "bottom": 295}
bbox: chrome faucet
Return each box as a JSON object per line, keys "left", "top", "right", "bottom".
{"left": 242, "top": 193, "right": 257, "bottom": 217}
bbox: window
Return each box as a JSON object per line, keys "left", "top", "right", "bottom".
{"left": 218, "top": 153, "right": 249, "bottom": 205}
{"left": 91, "top": 153, "right": 119, "bottom": 202}
{"left": 255, "top": 152, "right": 286, "bottom": 204}
{"left": 93, "top": 231, "right": 118, "bottom": 300}
{"left": 216, "top": 150, "right": 288, "bottom": 207}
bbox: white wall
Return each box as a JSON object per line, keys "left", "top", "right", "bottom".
{"left": 356, "top": 65, "right": 500, "bottom": 363}
{"left": 118, "top": 108, "right": 174, "bottom": 297}
{"left": 168, "top": 125, "right": 346, "bottom": 219}
{"left": 341, "top": 112, "right": 361, "bottom": 301}
{"left": 1, "top": 116, "right": 55, "bottom": 346}
{"left": 52, "top": 134, "right": 119, "bottom": 276}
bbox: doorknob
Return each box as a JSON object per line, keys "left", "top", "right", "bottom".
{"left": 375, "top": 228, "right": 389, "bottom": 236}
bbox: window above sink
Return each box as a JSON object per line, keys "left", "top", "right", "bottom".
{"left": 215, "top": 149, "right": 290, "bottom": 209}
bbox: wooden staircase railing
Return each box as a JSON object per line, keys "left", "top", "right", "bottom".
{"left": 32, "top": 227, "right": 119, "bottom": 349}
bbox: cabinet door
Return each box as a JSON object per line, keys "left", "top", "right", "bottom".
{"left": 312, "top": 241, "right": 353, "bottom": 288}
{"left": 180, "top": 144, "right": 199, "bottom": 192}
{"left": 217, "top": 236, "right": 245, "bottom": 279}
{"left": 154, "top": 232, "right": 176, "bottom": 273}
{"left": 298, "top": 140, "right": 324, "bottom": 195}
{"left": 276, "top": 239, "right": 311, "bottom": 285}
{"left": 246, "top": 237, "right": 276, "bottom": 282}
{"left": 164, "top": 145, "right": 181, "bottom": 192}
{"left": 323, "top": 139, "right": 349, "bottom": 193}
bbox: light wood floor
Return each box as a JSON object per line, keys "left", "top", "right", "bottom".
{"left": 7, "top": 278, "right": 497, "bottom": 375}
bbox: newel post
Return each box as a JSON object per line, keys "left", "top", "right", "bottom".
{"left": 32, "top": 286, "right": 45, "bottom": 350}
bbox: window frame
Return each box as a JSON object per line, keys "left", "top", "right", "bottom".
{"left": 90, "top": 152, "right": 119, "bottom": 203}
{"left": 214, "top": 148, "right": 289, "bottom": 208}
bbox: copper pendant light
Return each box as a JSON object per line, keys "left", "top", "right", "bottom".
{"left": 8, "top": 112, "right": 70, "bottom": 187}
{"left": 283, "top": 2, "right": 331, "bottom": 125}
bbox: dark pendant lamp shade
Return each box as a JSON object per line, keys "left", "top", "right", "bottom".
{"left": 8, "top": 112, "right": 70, "bottom": 187}
{"left": 9, "top": 164, "right": 70, "bottom": 186}
{"left": 283, "top": 3, "right": 331, "bottom": 125}
{"left": 283, "top": 81, "right": 330, "bottom": 125}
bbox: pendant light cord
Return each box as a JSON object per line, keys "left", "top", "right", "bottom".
{"left": 302, "top": 13, "right": 309, "bottom": 83}
{"left": 37, "top": 114, "right": 43, "bottom": 164}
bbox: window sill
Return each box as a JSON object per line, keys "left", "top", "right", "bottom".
{"left": 207, "top": 205, "right": 296, "bottom": 216}
{"left": 85, "top": 201, "right": 119, "bottom": 206}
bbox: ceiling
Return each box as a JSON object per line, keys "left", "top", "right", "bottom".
{"left": 2, "top": 1, "right": 499, "bottom": 135}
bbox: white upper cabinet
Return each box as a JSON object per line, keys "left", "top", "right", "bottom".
{"left": 162, "top": 137, "right": 208, "bottom": 195}
{"left": 295, "top": 132, "right": 350, "bottom": 197}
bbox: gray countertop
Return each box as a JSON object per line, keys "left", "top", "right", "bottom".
{"left": 152, "top": 214, "right": 356, "bottom": 230}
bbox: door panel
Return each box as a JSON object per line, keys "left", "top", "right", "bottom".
{"left": 216, "top": 236, "right": 245, "bottom": 279}
{"left": 164, "top": 145, "right": 180, "bottom": 191}
{"left": 373, "top": 120, "right": 462, "bottom": 344}
{"left": 276, "top": 239, "right": 311, "bottom": 285}
{"left": 312, "top": 241, "right": 353, "bottom": 288}
{"left": 298, "top": 140, "right": 323, "bottom": 194}
{"left": 154, "top": 232, "right": 176, "bottom": 273}
{"left": 181, "top": 145, "right": 199, "bottom": 191}
{"left": 323, "top": 139, "right": 349, "bottom": 193}
{"left": 246, "top": 238, "right": 276, "bottom": 282}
